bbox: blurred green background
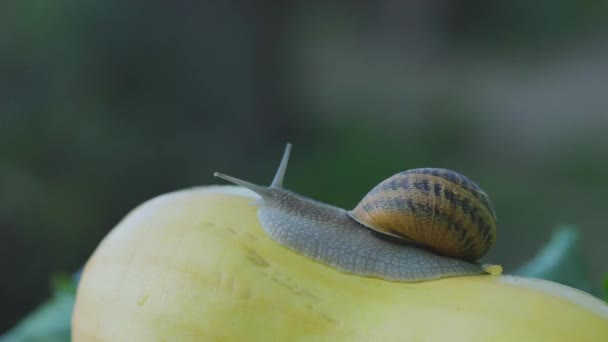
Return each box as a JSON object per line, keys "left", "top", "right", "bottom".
{"left": 1, "top": 0, "right": 608, "bottom": 334}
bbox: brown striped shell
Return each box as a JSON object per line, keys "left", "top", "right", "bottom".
{"left": 348, "top": 168, "right": 497, "bottom": 261}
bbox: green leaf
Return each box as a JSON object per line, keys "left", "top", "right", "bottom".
{"left": 0, "top": 273, "right": 76, "bottom": 342}
{"left": 514, "top": 225, "right": 595, "bottom": 295}
{"left": 603, "top": 274, "right": 608, "bottom": 302}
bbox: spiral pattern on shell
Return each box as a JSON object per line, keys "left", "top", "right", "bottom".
{"left": 348, "top": 168, "right": 497, "bottom": 261}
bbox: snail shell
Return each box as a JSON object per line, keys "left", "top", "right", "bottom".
{"left": 349, "top": 169, "right": 496, "bottom": 261}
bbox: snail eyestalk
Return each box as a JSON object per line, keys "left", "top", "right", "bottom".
{"left": 214, "top": 143, "right": 292, "bottom": 196}
{"left": 213, "top": 172, "right": 270, "bottom": 197}
{"left": 271, "top": 143, "right": 292, "bottom": 188}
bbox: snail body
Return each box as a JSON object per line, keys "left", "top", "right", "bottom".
{"left": 214, "top": 144, "right": 498, "bottom": 282}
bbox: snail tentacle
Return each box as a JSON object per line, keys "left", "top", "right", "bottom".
{"left": 271, "top": 143, "right": 291, "bottom": 188}
{"left": 214, "top": 143, "right": 292, "bottom": 196}
{"left": 213, "top": 172, "right": 270, "bottom": 197}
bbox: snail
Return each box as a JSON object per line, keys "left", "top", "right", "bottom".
{"left": 214, "top": 144, "right": 499, "bottom": 282}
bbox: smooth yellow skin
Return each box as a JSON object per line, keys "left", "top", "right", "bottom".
{"left": 72, "top": 186, "right": 608, "bottom": 341}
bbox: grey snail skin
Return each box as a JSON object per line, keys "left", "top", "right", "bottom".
{"left": 214, "top": 144, "right": 499, "bottom": 282}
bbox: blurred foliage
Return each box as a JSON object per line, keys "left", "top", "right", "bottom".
{"left": 0, "top": 274, "right": 75, "bottom": 342}
{"left": 514, "top": 226, "right": 594, "bottom": 294}
{"left": 604, "top": 275, "right": 608, "bottom": 302}
{"left": 1, "top": 0, "right": 608, "bottom": 334}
